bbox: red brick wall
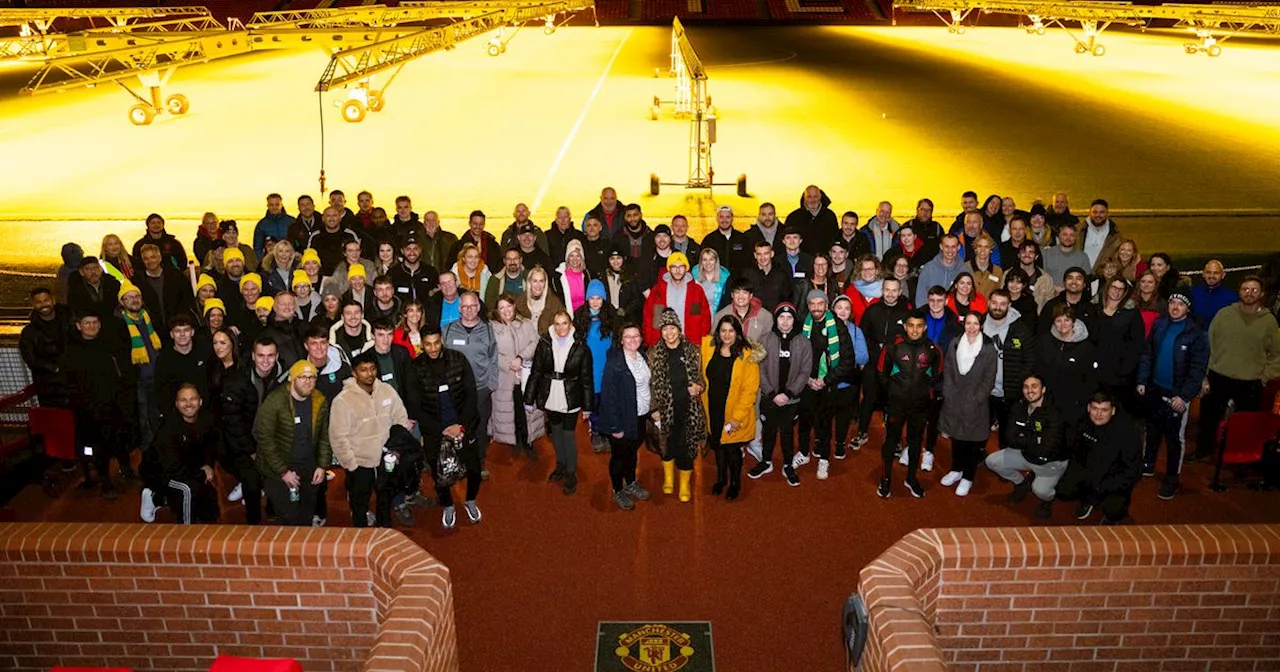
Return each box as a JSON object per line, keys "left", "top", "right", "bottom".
{"left": 0, "top": 523, "right": 459, "bottom": 672}
{"left": 857, "top": 525, "right": 1280, "bottom": 672}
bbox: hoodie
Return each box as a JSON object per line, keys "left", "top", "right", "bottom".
{"left": 983, "top": 307, "right": 1035, "bottom": 400}
{"left": 329, "top": 377, "right": 410, "bottom": 470}
{"left": 784, "top": 189, "right": 839, "bottom": 257}
{"left": 1034, "top": 318, "right": 1098, "bottom": 417}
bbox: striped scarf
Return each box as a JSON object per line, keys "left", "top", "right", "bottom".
{"left": 122, "top": 309, "right": 161, "bottom": 365}
{"left": 802, "top": 310, "right": 841, "bottom": 380}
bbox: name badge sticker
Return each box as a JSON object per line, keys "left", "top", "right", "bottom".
{"left": 452, "top": 339, "right": 466, "bottom": 346}
{"left": 381, "top": 372, "right": 394, "bottom": 381}
{"left": 293, "top": 416, "right": 301, "bottom": 424}
{"left": 438, "top": 384, "right": 449, "bottom": 392}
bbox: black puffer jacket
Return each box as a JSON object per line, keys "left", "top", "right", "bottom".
{"left": 1092, "top": 305, "right": 1144, "bottom": 386}
{"left": 219, "top": 361, "right": 287, "bottom": 457}
{"left": 1003, "top": 397, "right": 1066, "bottom": 464}
{"left": 411, "top": 349, "right": 481, "bottom": 440}
{"left": 59, "top": 333, "right": 138, "bottom": 423}
{"left": 1034, "top": 319, "right": 1098, "bottom": 419}
{"left": 19, "top": 306, "right": 74, "bottom": 404}
{"left": 528, "top": 330, "right": 595, "bottom": 414}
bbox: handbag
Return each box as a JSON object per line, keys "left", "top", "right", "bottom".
{"left": 435, "top": 433, "right": 467, "bottom": 488}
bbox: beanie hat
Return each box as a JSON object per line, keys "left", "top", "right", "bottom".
{"left": 1064, "top": 266, "right": 1088, "bottom": 280}
{"left": 586, "top": 279, "right": 607, "bottom": 301}
{"left": 255, "top": 296, "right": 275, "bottom": 312}
{"left": 196, "top": 274, "right": 217, "bottom": 292}
{"left": 806, "top": 288, "right": 829, "bottom": 305}
{"left": 666, "top": 252, "right": 689, "bottom": 270}
{"left": 118, "top": 282, "right": 140, "bottom": 302}
{"left": 222, "top": 247, "right": 245, "bottom": 265}
{"left": 657, "top": 307, "right": 683, "bottom": 331}
{"left": 218, "top": 220, "right": 238, "bottom": 235}
{"left": 289, "top": 359, "right": 317, "bottom": 381}
{"left": 203, "top": 298, "right": 226, "bottom": 316}
{"left": 652, "top": 224, "right": 672, "bottom": 238}
{"left": 1029, "top": 203, "right": 1048, "bottom": 219}
{"left": 347, "top": 264, "right": 367, "bottom": 279}
{"left": 300, "top": 249, "right": 321, "bottom": 266}
{"left": 292, "top": 270, "right": 312, "bottom": 288}
{"left": 239, "top": 272, "right": 262, "bottom": 289}
{"left": 1168, "top": 291, "right": 1192, "bottom": 307}
{"left": 773, "top": 302, "right": 798, "bottom": 319}
{"left": 564, "top": 239, "right": 585, "bottom": 260}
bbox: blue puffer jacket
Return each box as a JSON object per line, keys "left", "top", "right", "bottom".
{"left": 253, "top": 209, "right": 294, "bottom": 260}
{"left": 1136, "top": 315, "right": 1209, "bottom": 402}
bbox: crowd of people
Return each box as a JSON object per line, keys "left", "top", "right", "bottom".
{"left": 19, "top": 186, "right": 1280, "bottom": 528}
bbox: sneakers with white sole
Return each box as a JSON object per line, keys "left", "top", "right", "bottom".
{"left": 792, "top": 452, "right": 811, "bottom": 469}
{"left": 816, "top": 459, "right": 830, "bottom": 480}
{"left": 227, "top": 483, "right": 243, "bottom": 503}
{"left": 904, "top": 479, "right": 924, "bottom": 499}
{"left": 747, "top": 462, "right": 773, "bottom": 479}
{"left": 366, "top": 512, "right": 377, "bottom": 526}
{"left": 783, "top": 465, "right": 800, "bottom": 487}
{"left": 851, "top": 434, "right": 868, "bottom": 450}
{"left": 140, "top": 487, "right": 157, "bottom": 523}
{"left": 955, "top": 479, "right": 973, "bottom": 497}
{"left": 940, "top": 471, "right": 963, "bottom": 487}
{"left": 442, "top": 506, "right": 457, "bottom": 529}
{"left": 921, "top": 451, "right": 934, "bottom": 472}
{"left": 464, "top": 500, "right": 482, "bottom": 524}
{"left": 898, "top": 449, "right": 909, "bottom": 466}
{"left": 312, "top": 515, "right": 326, "bottom": 527}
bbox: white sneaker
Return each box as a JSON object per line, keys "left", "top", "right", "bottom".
{"left": 442, "top": 506, "right": 457, "bottom": 529}
{"left": 747, "top": 443, "right": 763, "bottom": 462}
{"left": 366, "top": 512, "right": 377, "bottom": 526}
{"left": 956, "top": 479, "right": 973, "bottom": 497}
{"left": 816, "top": 459, "right": 830, "bottom": 480}
{"left": 227, "top": 483, "right": 243, "bottom": 503}
{"left": 851, "top": 434, "right": 868, "bottom": 450}
{"left": 139, "top": 487, "right": 157, "bottom": 523}
{"left": 792, "top": 452, "right": 811, "bottom": 469}
{"left": 898, "top": 450, "right": 909, "bottom": 466}
{"left": 465, "top": 500, "right": 482, "bottom": 524}
{"left": 312, "top": 515, "right": 326, "bottom": 527}
{"left": 922, "top": 451, "right": 934, "bottom": 472}
{"left": 940, "top": 471, "right": 963, "bottom": 487}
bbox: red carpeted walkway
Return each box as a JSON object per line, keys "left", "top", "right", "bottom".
{"left": 9, "top": 421, "right": 1280, "bottom": 672}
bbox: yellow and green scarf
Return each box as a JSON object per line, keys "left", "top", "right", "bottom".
{"left": 122, "top": 309, "right": 161, "bottom": 365}
{"left": 802, "top": 310, "right": 841, "bottom": 380}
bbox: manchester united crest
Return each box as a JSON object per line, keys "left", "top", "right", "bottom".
{"left": 614, "top": 624, "right": 695, "bottom": 672}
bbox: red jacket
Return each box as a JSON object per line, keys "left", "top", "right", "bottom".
{"left": 946, "top": 292, "right": 988, "bottom": 320}
{"left": 393, "top": 327, "right": 426, "bottom": 359}
{"left": 643, "top": 277, "right": 712, "bottom": 346}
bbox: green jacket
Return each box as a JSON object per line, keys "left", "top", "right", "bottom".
{"left": 253, "top": 384, "right": 332, "bottom": 481}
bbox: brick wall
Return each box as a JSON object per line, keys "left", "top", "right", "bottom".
{"left": 856, "top": 525, "right": 1280, "bottom": 672}
{"left": 0, "top": 523, "right": 459, "bottom": 672}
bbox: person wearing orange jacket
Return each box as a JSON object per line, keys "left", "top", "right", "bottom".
{"left": 700, "top": 315, "right": 760, "bottom": 501}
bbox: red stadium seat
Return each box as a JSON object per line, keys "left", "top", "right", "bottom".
{"left": 28, "top": 406, "right": 77, "bottom": 461}
{"left": 1217, "top": 411, "right": 1280, "bottom": 465}
{"left": 208, "top": 656, "right": 303, "bottom": 672}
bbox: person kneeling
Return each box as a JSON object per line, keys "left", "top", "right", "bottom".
{"left": 141, "top": 384, "right": 221, "bottom": 524}
{"left": 1054, "top": 391, "right": 1142, "bottom": 525}
{"left": 985, "top": 374, "right": 1067, "bottom": 519}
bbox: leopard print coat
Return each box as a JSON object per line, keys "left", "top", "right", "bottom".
{"left": 645, "top": 339, "right": 708, "bottom": 460}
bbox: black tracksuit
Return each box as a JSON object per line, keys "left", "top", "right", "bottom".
{"left": 735, "top": 264, "right": 794, "bottom": 313}
{"left": 153, "top": 342, "right": 213, "bottom": 409}
{"left": 877, "top": 334, "right": 942, "bottom": 481}
{"left": 1055, "top": 412, "right": 1142, "bottom": 522}
{"left": 858, "top": 298, "right": 912, "bottom": 433}
{"left": 142, "top": 409, "right": 220, "bottom": 524}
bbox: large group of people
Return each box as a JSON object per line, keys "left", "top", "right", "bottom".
{"left": 20, "top": 186, "right": 1280, "bottom": 529}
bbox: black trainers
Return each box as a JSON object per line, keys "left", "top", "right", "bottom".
{"left": 1158, "top": 481, "right": 1178, "bottom": 500}
{"left": 834, "top": 443, "right": 847, "bottom": 460}
{"left": 1075, "top": 502, "right": 1094, "bottom": 520}
{"left": 877, "top": 477, "right": 891, "bottom": 499}
{"left": 905, "top": 478, "right": 924, "bottom": 499}
{"left": 747, "top": 462, "right": 773, "bottom": 479}
{"left": 548, "top": 463, "right": 565, "bottom": 482}
{"left": 1035, "top": 501, "right": 1052, "bottom": 519}
{"left": 562, "top": 473, "right": 577, "bottom": 495}
{"left": 783, "top": 465, "right": 800, "bottom": 487}
{"left": 1008, "top": 478, "right": 1034, "bottom": 504}
{"left": 1141, "top": 463, "right": 1156, "bottom": 477}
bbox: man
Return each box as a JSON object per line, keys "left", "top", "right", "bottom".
{"left": 1054, "top": 391, "right": 1142, "bottom": 525}
{"left": 881, "top": 224, "right": 930, "bottom": 279}
{"left": 260, "top": 291, "right": 304, "bottom": 368}
{"left": 448, "top": 210, "right": 502, "bottom": 275}
{"left": 669, "top": 214, "right": 700, "bottom": 259}
{"left": 1190, "top": 259, "right": 1238, "bottom": 329}
{"left": 441, "top": 291, "right": 498, "bottom": 478}
{"left": 20, "top": 287, "right": 74, "bottom": 408}
{"left": 215, "top": 244, "right": 249, "bottom": 304}
{"left": 915, "top": 234, "right": 964, "bottom": 307}
{"left": 1195, "top": 276, "right": 1280, "bottom": 461}
{"left": 780, "top": 225, "right": 814, "bottom": 283}
{"left": 154, "top": 315, "right": 211, "bottom": 407}
{"left": 514, "top": 223, "right": 552, "bottom": 273}
{"left": 214, "top": 220, "right": 257, "bottom": 273}
{"left": 701, "top": 205, "right": 751, "bottom": 274}
{"left": 368, "top": 275, "right": 402, "bottom": 324}
{"left": 612, "top": 203, "right": 653, "bottom": 272}
{"left": 428, "top": 271, "right": 463, "bottom": 330}
{"left": 862, "top": 201, "right": 899, "bottom": 261}
{"left": 784, "top": 185, "right": 839, "bottom": 256}
{"left": 253, "top": 192, "right": 294, "bottom": 260}
{"left": 60, "top": 307, "right": 138, "bottom": 500}
{"left": 737, "top": 240, "right": 794, "bottom": 313}
{"left": 745, "top": 202, "right": 786, "bottom": 258}
{"left": 500, "top": 203, "right": 550, "bottom": 255}
{"left": 580, "top": 216, "right": 612, "bottom": 278}
{"left": 829, "top": 239, "right": 853, "bottom": 286}
{"left": 142, "top": 384, "right": 220, "bottom": 524}
{"left": 307, "top": 207, "right": 361, "bottom": 276}
{"left": 1046, "top": 191, "right": 1080, "bottom": 232}
{"left": 833, "top": 210, "right": 872, "bottom": 261}
{"left": 584, "top": 186, "right": 625, "bottom": 237}
{"left": 639, "top": 224, "right": 675, "bottom": 290}
{"left": 370, "top": 319, "right": 419, "bottom": 408}
{"left": 1035, "top": 304, "right": 1098, "bottom": 422}
{"left": 323, "top": 239, "right": 376, "bottom": 298}
{"left": 790, "top": 290, "right": 856, "bottom": 481}
{"left": 876, "top": 310, "right": 942, "bottom": 499}
{"left": 1014, "top": 240, "right": 1055, "bottom": 312}
{"left": 329, "top": 299, "right": 373, "bottom": 363}
{"left": 485, "top": 248, "right": 527, "bottom": 308}
{"left": 714, "top": 277, "right": 773, "bottom": 344}
{"left": 330, "top": 353, "right": 412, "bottom": 528}
{"left": 131, "top": 213, "right": 187, "bottom": 272}
{"left": 916, "top": 286, "right": 960, "bottom": 471}
{"left": 857, "top": 276, "right": 911, "bottom": 448}
{"left": 547, "top": 206, "right": 584, "bottom": 268}
{"left": 303, "top": 324, "right": 352, "bottom": 402}
{"left": 983, "top": 290, "right": 1035, "bottom": 429}
{"left": 749, "top": 303, "right": 812, "bottom": 485}
{"left": 354, "top": 190, "right": 375, "bottom": 229}
{"left": 328, "top": 190, "right": 363, "bottom": 232}
{"left": 1136, "top": 292, "right": 1209, "bottom": 500}
{"left": 286, "top": 195, "right": 320, "bottom": 251}
{"left": 1041, "top": 224, "right": 1090, "bottom": 290}
{"left": 1039, "top": 267, "right": 1096, "bottom": 336}
{"left": 219, "top": 336, "right": 286, "bottom": 524}
{"left": 388, "top": 196, "right": 424, "bottom": 251}
{"left": 642, "top": 253, "right": 712, "bottom": 346}
{"left": 1027, "top": 203, "right": 1056, "bottom": 248}
{"left": 230, "top": 273, "right": 265, "bottom": 337}
{"left": 1082, "top": 198, "right": 1123, "bottom": 271}
{"left": 902, "top": 198, "right": 946, "bottom": 254}
{"left": 389, "top": 234, "right": 439, "bottom": 304}
{"left": 135, "top": 244, "right": 194, "bottom": 338}
{"left": 118, "top": 282, "right": 163, "bottom": 455}
{"left": 985, "top": 374, "right": 1067, "bottom": 520}
{"left": 948, "top": 190, "right": 981, "bottom": 234}
{"left": 412, "top": 327, "right": 484, "bottom": 529}
{"left": 68, "top": 256, "right": 122, "bottom": 326}
{"left": 254, "top": 359, "right": 331, "bottom": 526}
{"left": 998, "top": 215, "right": 1034, "bottom": 270}
{"left": 955, "top": 210, "right": 999, "bottom": 266}
{"left": 998, "top": 197, "right": 1031, "bottom": 241}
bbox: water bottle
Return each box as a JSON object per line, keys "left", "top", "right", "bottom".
{"left": 289, "top": 485, "right": 300, "bottom": 502}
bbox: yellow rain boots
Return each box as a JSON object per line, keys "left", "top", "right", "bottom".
{"left": 662, "top": 460, "right": 675, "bottom": 495}
{"left": 678, "top": 470, "right": 693, "bottom": 503}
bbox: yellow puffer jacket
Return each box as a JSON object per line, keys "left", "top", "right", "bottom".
{"left": 699, "top": 339, "right": 762, "bottom": 445}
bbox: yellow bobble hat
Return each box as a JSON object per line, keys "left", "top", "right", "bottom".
{"left": 203, "top": 298, "right": 226, "bottom": 316}
{"left": 117, "top": 281, "right": 141, "bottom": 302}
{"left": 666, "top": 252, "right": 689, "bottom": 270}
{"left": 239, "top": 272, "right": 262, "bottom": 289}
{"left": 222, "top": 247, "right": 245, "bottom": 265}
{"left": 347, "top": 263, "right": 367, "bottom": 279}
{"left": 255, "top": 296, "right": 275, "bottom": 312}
{"left": 289, "top": 359, "right": 318, "bottom": 381}
{"left": 300, "top": 249, "right": 321, "bottom": 266}
{"left": 292, "top": 269, "right": 312, "bottom": 288}
{"left": 196, "top": 273, "right": 217, "bottom": 292}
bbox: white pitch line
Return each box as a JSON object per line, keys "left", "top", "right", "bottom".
{"left": 531, "top": 27, "right": 633, "bottom": 214}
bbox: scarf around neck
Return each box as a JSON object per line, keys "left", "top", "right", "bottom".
{"left": 122, "top": 309, "right": 161, "bottom": 365}
{"left": 802, "top": 310, "right": 841, "bottom": 379}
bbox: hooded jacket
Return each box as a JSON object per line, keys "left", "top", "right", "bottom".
{"left": 983, "top": 307, "right": 1036, "bottom": 400}
{"left": 1034, "top": 318, "right": 1098, "bottom": 417}
{"left": 253, "top": 208, "right": 294, "bottom": 260}
{"left": 878, "top": 333, "right": 943, "bottom": 410}
{"left": 442, "top": 318, "right": 498, "bottom": 392}
{"left": 784, "top": 189, "right": 839, "bottom": 257}
{"left": 714, "top": 297, "right": 773, "bottom": 346}
{"left": 57, "top": 243, "right": 83, "bottom": 304}
{"left": 1136, "top": 314, "right": 1209, "bottom": 402}
{"left": 20, "top": 305, "right": 74, "bottom": 403}
{"left": 528, "top": 325, "right": 594, "bottom": 414}
{"left": 699, "top": 341, "right": 761, "bottom": 445}
{"left": 329, "top": 377, "right": 410, "bottom": 470}
{"left": 1003, "top": 396, "right": 1066, "bottom": 465}
{"left": 642, "top": 273, "right": 712, "bottom": 346}
{"left": 1038, "top": 290, "right": 1097, "bottom": 339}
{"left": 253, "top": 384, "right": 331, "bottom": 481}
{"left": 149, "top": 408, "right": 219, "bottom": 484}
{"left": 757, "top": 325, "right": 812, "bottom": 406}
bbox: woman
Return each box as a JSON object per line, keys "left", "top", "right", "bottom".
{"left": 292, "top": 271, "right": 321, "bottom": 322}
{"left": 551, "top": 240, "right": 592, "bottom": 314}
{"left": 598, "top": 323, "right": 653, "bottom": 510}
{"left": 202, "top": 299, "right": 227, "bottom": 340}
{"left": 393, "top": 300, "right": 430, "bottom": 358}
{"left": 694, "top": 247, "right": 731, "bottom": 312}
{"left": 453, "top": 243, "right": 491, "bottom": 293}
{"left": 1148, "top": 252, "right": 1188, "bottom": 299}
{"left": 647, "top": 308, "right": 707, "bottom": 503}
{"left": 574, "top": 280, "right": 618, "bottom": 453}
{"left": 947, "top": 272, "right": 988, "bottom": 320}
{"left": 604, "top": 246, "right": 645, "bottom": 321}
{"left": 205, "top": 328, "right": 239, "bottom": 414}
{"left": 100, "top": 234, "right": 134, "bottom": 281}
{"left": 846, "top": 255, "right": 882, "bottom": 325}
{"left": 193, "top": 212, "right": 223, "bottom": 268}
{"left": 968, "top": 233, "right": 1004, "bottom": 299}
{"left": 830, "top": 295, "right": 869, "bottom": 457}
{"left": 981, "top": 194, "right": 1004, "bottom": 236}
{"left": 528, "top": 309, "right": 593, "bottom": 495}
{"left": 1002, "top": 269, "right": 1039, "bottom": 324}
{"left": 490, "top": 294, "right": 545, "bottom": 458}
{"left": 699, "top": 315, "right": 760, "bottom": 501}
{"left": 373, "top": 241, "right": 397, "bottom": 277}
{"left": 518, "top": 265, "right": 565, "bottom": 334}
{"left": 300, "top": 248, "right": 326, "bottom": 289}
{"left": 192, "top": 274, "right": 219, "bottom": 325}
{"left": 889, "top": 256, "right": 917, "bottom": 309}
{"left": 1091, "top": 257, "right": 1124, "bottom": 297}
{"left": 1115, "top": 239, "right": 1140, "bottom": 282}
{"left": 1094, "top": 276, "right": 1145, "bottom": 419}
{"left": 938, "top": 312, "right": 998, "bottom": 497}
{"left": 799, "top": 254, "right": 841, "bottom": 304}
{"left": 206, "top": 221, "right": 257, "bottom": 273}
{"left": 1130, "top": 271, "right": 1166, "bottom": 336}
{"left": 311, "top": 290, "right": 343, "bottom": 331}
{"left": 261, "top": 240, "right": 299, "bottom": 298}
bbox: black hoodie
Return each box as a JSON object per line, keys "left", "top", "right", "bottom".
{"left": 784, "top": 189, "right": 839, "bottom": 257}
{"left": 1076, "top": 412, "right": 1142, "bottom": 493}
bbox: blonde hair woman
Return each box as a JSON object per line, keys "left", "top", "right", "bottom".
{"left": 100, "top": 234, "right": 134, "bottom": 280}
{"left": 518, "top": 265, "right": 565, "bottom": 334}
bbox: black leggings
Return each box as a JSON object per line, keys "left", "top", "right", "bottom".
{"left": 425, "top": 436, "right": 482, "bottom": 507}
{"left": 663, "top": 404, "right": 694, "bottom": 470}
{"left": 608, "top": 415, "right": 646, "bottom": 491}
{"left": 949, "top": 438, "right": 987, "bottom": 481}
{"left": 710, "top": 437, "right": 745, "bottom": 485}
{"left": 831, "top": 382, "right": 860, "bottom": 447}
{"left": 924, "top": 395, "right": 944, "bottom": 454}
{"left": 760, "top": 400, "right": 799, "bottom": 465}
{"left": 547, "top": 411, "right": 581, "bottom": 473}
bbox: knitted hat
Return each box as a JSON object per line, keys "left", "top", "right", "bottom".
{"left": 219, "top": 220, "right": 238, "bottom": 235}
{"left": 586, "top": 279, "right": 607, "bottom": 300}
{"left": 203, "top": 298, "right": 226, "bottom": 316}
{"left": 806, "top": 288, "right": 829, "bottom": 305}
{"left": 1168, "top": 291, "right": 1192, "bottom": 307}
{"left": 347, "top": 264, "right": 367, "bottom": 279}
{"left": 222, "top": 247, "right": 245, "bottom": 265}
{"left": 118, "top": 282, "right": 140, "bottom": 302}
{"left": 666, "top": 252, "right": 689, "bottom": 270}
{"left": 300, "top": 249, "right": 321, "bottom": 266}
{"left": 652, "top": 224, "right": 672, "bottom": 238}
{"left": 239, "top": 272, "right": 262, "bottom": 289}
{"left": 1063, "top": 266, "right": 1088, "bottom": 280}
{"left": 657, "top": 307, "right": 683, "bottom": 331}
{"left": 1029, "top": 203, "right": 1048, "bottom": 219}
{"left": 564, "top": 239, "right": 585, "bottom": 260}
{"left": 255, "top": 296, "right": 274, "bottom": 312}
{"left": 292, "top": 270, "right": 312, "bottom": 288}
{"left": 773, "top": 302, "right": 798, "bottom": 319}
{"left": 607, "top": 241, "right": 626, "bottom": 259}
{"left": 196, "top": 273, "right": 217, "bottom": 292}
{"left": 289, "top": 359, "right": 317, "bottom": 381}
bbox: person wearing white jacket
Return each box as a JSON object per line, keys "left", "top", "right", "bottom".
{"left": 329, "top": 354, "right": 411, "bottom": 527}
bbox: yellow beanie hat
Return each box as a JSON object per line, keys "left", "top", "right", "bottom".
{"left": 666, "top": 252, "right": 689, "bottom": 270}
{"left": 222, "top": 247, "right": 245, "bottom": 265}
{"left": 300, "top": 249, "right": 321, "bottom": 266}
{"left": 203, "top": 298, "right": 226, "bottom": 316}
{"left": 347, "top": 264, "right": 367, "bottom": 279}
{"left": 289, "top": 359, "right": 318, "bottom": 381}
{"left": 292, "top": 270, "right": 312, "bottom": 288}
{"left": 239, "top": 272, "right": 262, "bottom": 289}
{"left": 255, "top": 296, "right": 275, "bottom": 312}
{"left": 196, "top": 274, "right": 217, "bottom": 292}
{"left": 118, "top": 282, "right": 141, "bottom": 302}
